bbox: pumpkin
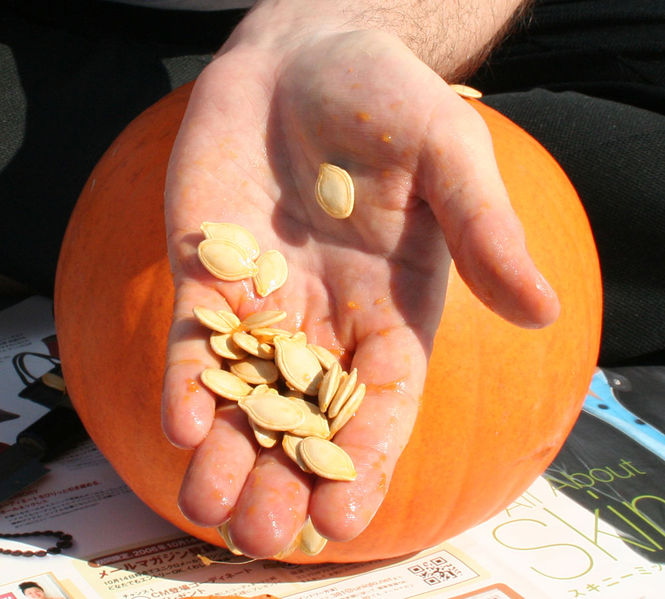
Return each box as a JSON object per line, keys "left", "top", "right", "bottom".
{"left": 54, "top": 82, "right": 602, "bottom": 564}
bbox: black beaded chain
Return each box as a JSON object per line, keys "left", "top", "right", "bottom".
{"left": 0, "top": 530, "right": 73, "bottom": 557}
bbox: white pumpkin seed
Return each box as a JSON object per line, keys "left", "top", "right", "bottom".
{"left": 248, "top": 327, "right": 293, "bottom": 344}
{"left": 210, "top": 331, "right": 248, "bottom": 360}
{"left": 297, "top": 436, "right": 357, "bottom": 481}
{"left": 229, "top": 355, "right": 279, "bottom": 385}
{"left": 217, "top": 522, "right": 244, "bottom": 556}
{"left": 200, "top": 221, "right": 260, "bottom": 260}
{"left": 193, "top": 306, "right": 240, "bottom": 334}
{"left": 291, "top": 331, "right": 308, "bottom": 346}
{"left": 329, "top": 382, "right": 365, "bottom": 437}
{"left": 200, "top": 368, "right": 253, "bottom": 401}
{"left": 250, "top": 383, "right": 279, "bottom": 395}
{"left": 198, "top": 238, "right": 258, "bottom": 281}
{"left": 41, "top": 372, "right": 66, "bottom": 392}
{"left": 253, "top": 249, "right": 288, "bottom": 297}
{"left": 274, "top": 337, "right": 323, "bottom": 395}
{"left": 232, "top": 331, "right": 275, "bottom": 359}
{"left": 327, "top": 367, "right": 358, "bottom": 418}
{"left": 318, "top": 361, "right": 342, "bottom": 413}
{"left": 315, "top": 163, "right": 354, "bottom": 219}
{"left": 282, "top": 432, "right": 311, "bottom": 472}
{"left": 287, "top": 397, "right": 331, "bottom": 438}
{"left": 271, "top": 535, "right": 300, "bottom": 560}
{"left": 215, "top": 310, "right": 241, "bottom": 330}
{"left": 283, "top": 387, "right": 305, "bottom": 400}
{"left": 250, "top": 420, "right": 281, "bottom": 448}
{"left": 307, "top": 343, "right": 339, "bottom": 370}
{"left": 240, "top": 310, "right": 287, "bottom": 331}
{"left": 238, "top": 394, "right": 305, "bottom": 431}
{"left": 299, "top": 518, "right": 327, "bottom": 556}
{"left": 450, "top": 83, "right": 483, "bottom": 99}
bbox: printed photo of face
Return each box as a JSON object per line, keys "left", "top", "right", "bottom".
{"left": 20, "top": 585, "right": 46, "bottom": 599}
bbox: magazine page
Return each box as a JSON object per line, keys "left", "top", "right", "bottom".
{"left": 0, "top": 296, "right": 59, "bottom": 444}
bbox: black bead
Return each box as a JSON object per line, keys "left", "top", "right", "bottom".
{"left": 0, "top": 529, "right": 74, "bottom": 558}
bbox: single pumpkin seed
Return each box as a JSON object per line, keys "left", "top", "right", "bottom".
{"left": 217, "top": 522, "right": 243, "bottom": 556}
{"left": 238, "top": 394, "right": 305, "bottom": 431}
{"left": 193, "top": 306, "right": 240, "bottom": 334}
{"left": 299, "top": 518, "right": 327, "bottom": 556}
{"left": 315, "top": 163, "right": 354, "bottom": 219}
{"left": 200, "top": 368, "right": 253, "bottom": 401}
{"left": 250, "top": 383, "right": 279, "bottom": 395}
{"left": 215, "top": 310, "right": 241, "bottom": 330}
{"left": 240, "top": 310, "right": 287, "bottom": 331}
{"left": 274, "top": 336, "right": 324, "bottom": 395}
{"left": 210, "top": 331, "right": 248, "bottom": 360}
{"left": 271, "top": 535, "right": 300, "bottom": 560}
{"left": 297, "top": 436, "right": 357, "bottom": 481}
{"left": 307, "top": 343, "right": 339, "bottom": 370}
{"left": 282, "top": 432, "right": 311, "bottom": 472}
{"left": 200, "top": 222, "right": 260, "bottom": 260}
{"left": 329, "top": 382, "right": 366, "bottom": 437}
{"left": 250, "top": 420, "right": 281, "bottom": 448}
{"left": 41, "top": 372, "right": 66, "bottom": 392}
{"left": 253, "top": 249, "right": 288, "bottom": 297}
{"left": 198, "top": 238, "right": 258, "bottom": 281}
{"left": 291, "top": 331, "right": 308, "bottom": 346}
{"left": 232, "top": 330, "right": 275, "bottom": 359}
{"left": 318, "top": 361, "right": 342, "bottom": 413}
{"left": 229, "top": 355, "right": 279, "bottom": 385}
{"left": 283, "top": 387, "right": 305, "bottom": 400}
{"left": 249, "top": 327, "right": 293, "bottom": 344}
{"left": 327, "top": 367, "right": 358, "bottom": 418}
{"left": 450, "top": 83, "right": 483, "bottom": 99}
{"left": 287, "top": 397, "right": 330, "bottom": 438}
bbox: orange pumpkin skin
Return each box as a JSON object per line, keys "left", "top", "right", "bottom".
{"left": 54, "top": 83, "right": 602, "bottom": 564}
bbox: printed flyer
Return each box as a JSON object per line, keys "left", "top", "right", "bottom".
{"left": 1, "top": 297, "right": 664, "bottom": 598}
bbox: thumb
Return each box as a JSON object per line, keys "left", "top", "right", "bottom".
{"left": 420, "top": 92, "right": 560, "bottom": 328}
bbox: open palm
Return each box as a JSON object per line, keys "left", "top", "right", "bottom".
{"left": 162, "top": 30, "right": 558, "bottom": 558}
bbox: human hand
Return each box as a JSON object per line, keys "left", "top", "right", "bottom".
{"left": 162, "top": 25, "right": 558, "bottom": 559}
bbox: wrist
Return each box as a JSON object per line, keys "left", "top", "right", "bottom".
{"left": 221, "top": 0, "right": 531, "bottom": 80}
{"left": 220, "top": 1, "right": 355, "bottom": 59}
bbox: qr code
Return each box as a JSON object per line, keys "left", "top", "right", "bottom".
{"left": 408, "top": 556, "right": 464, "bottom": 586}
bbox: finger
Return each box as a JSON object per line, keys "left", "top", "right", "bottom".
{"left": 226, "top": 447, "right": 313, "bottom": 559}
{"left": 178, "top": 405, "right": 257, "bottom": 526}
{"left": 309, "top": 326, "right": 425, "bottom": 541}
{"left": 162, "top": 278, "right": 231, "bottom": 448}
{"left": 421, "top": 92, "right": 560, "bottom": 328}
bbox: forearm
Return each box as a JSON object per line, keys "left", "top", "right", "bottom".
{"left": 225, "top": 0, "right": 532, "bottom": 80}
{"left": 336, "top": 0, "right": 532, "bottom": 80}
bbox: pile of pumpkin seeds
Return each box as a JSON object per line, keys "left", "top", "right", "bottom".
{"left": 193, "top": 173, "right": 364, "bottom": 556}
{"left": 194, "top": 304, "right": 365, "bottom": 483}
{"left": 198, "top": 222, "right": 288, "bottom": 297}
